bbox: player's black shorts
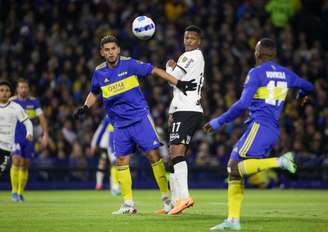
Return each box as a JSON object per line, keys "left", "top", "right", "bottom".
{"left": 169, "top": 111, "right": 203, "bottom": 145}
{"left": 0, "top": 148, "right": 11, "bottom": 173}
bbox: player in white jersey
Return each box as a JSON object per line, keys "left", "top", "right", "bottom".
{"left": 0, "top": 80, "right": 33, "bottom": 175}
{"left": 164, "top": 25, "right": 205, "bottom": 214}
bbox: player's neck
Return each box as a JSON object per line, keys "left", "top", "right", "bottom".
{"left": 0, "top": 99, "right": 9, "bottom": 105}
{"left": 107, "top": 59, "right": 119, "bottom": 68}
{"left": 17, "top": 95, "right": 28, "bottom": 101}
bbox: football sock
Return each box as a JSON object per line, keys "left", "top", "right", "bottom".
{"left": 116, "top": 165, "right": 133, "bottom": 202}
{"left": 228, "top": 179, "right": 244, "bottom": 220}
{"left": 238, "top": 158, "right": 278, "bottom": 177}
{"left": 151, "top": 159, "right": 169, "bottom": 195}
{"left": 172, "top": 157, "right": 189, "bottom": 199}
{"left": 96, "top": 170, "right": 105, "bottom": 186}
{"left": 110, "top": 166, "right": 119, "bottom": 187}
{"left": 17, "top": 169, "right": 28, "bottom": 195}
{"left": 169, "top": 173, "right": 179, "bottom": 203}
{"left": 10, "top": 165, "right": 19, "bottom": 193}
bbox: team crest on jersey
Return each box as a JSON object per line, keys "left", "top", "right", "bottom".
{"left": 136, "top": 60, "right": 144, "bottom": 64}
{"left": 181, "top": 56, "right": 188, "bottom": 63}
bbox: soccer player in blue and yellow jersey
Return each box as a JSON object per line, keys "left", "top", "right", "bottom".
{"left": 204, "top": 38, "right": 314, "bottom": 230}
{"left": 74, "top": 35, "right": 197, "bottom": 214}
{"left": 10, "top": 79, "right": 49, "bottom": 202}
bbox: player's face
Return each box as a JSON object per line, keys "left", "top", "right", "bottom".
{"left": 101, "top": 42, "right": 120, "bottom": 65}
{"left": 184, "top": 31, "right": 200, "bottom": 51}
{"left": 0, "top": 85, "right": 11, "bottom": 103}
{"left": 17, "top": 82, "right": 30, "bottom": 98}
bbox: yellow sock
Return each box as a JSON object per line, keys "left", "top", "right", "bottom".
{"left": 10, "top": 165, "right": 19, "bottom": 193}
{"left": 238, "top": 158, "right": 279, "bottom": 177}
{"left": 17, "top": 169, "right": 28, "bottom": 195}
{"left": 151, "top": 159, "right": 169, "bottom": 195}
{"left": 110, "top": 166, "right": 119, "bottom": 186}
{"left": 228, "top": 180, "right": 244, "bottom": 219}
{"left": 116, "top": 165, "right": 133, "bottom": 202}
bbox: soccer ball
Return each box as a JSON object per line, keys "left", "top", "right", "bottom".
{"left": 132, "top": 16, "right": 155, "bottom": 40}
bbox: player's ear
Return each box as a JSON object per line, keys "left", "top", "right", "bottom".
{"left": 100, "top": 48, "right": 105, "bottom": 57}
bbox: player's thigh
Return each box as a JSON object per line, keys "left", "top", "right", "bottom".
{"left": 132, "top": 114, "right": 161, "bottom": 153}
{"left": 11, "top": 142, "right": 23, "bottom": 166}
{"left": 110, "top": 126, "right": 135, "bottom": 157}
{"left": 231, "top": 122, "right": 279, "bottom": 161}
{"left": 169, "top": 111, "right": 203, "bottom": 147}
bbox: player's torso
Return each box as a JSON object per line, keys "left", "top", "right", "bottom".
{"left": 171, "top": 49, "right": 205, "bottom": 113}
{"left": 12, "top": 97, "right": 39, "bottom": 137}
{"left": 95, "top": 59, "right": 149, "bottom": 127}
{"left": 0, "top": 102, "right": 20, "bottom": 151}
{"left": 248, "top": 62, "right": 292, "bottom": 127}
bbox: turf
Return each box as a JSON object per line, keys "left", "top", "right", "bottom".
{"left": 0, "top": 189, "right": 327, "bottom": 232}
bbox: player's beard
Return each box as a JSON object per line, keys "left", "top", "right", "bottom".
{"left": 107, "top": 57, "right": 119, "bottom": 67}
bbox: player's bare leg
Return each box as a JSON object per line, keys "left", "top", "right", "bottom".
{"left": 145, "top": 149, "right": 172, "bottom": 214}
{"left": 112, "top": 155, "right": 136, "bottom": 215}
{"left": 168, "top": 144, "right": 194, "bottom": 215}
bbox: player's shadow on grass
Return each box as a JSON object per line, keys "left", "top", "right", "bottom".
{"left": 244, "top": 217, "right": 328, "bottom": 224}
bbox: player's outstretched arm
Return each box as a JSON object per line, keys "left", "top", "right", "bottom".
{"left": 204, "top": 85, "right": 258, "bottom": 132}
{"left": 73, "top": 92, "right": 97, "bottom": 120}
{"left": 151, "top": 67, "right": 197, "bottom": 95}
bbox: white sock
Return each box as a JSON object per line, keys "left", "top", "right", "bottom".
{"left": 96, "top": 171, "right": 104, "bottom": 186}
{"left": 173, "top": 161, "right": 189, "bottom": 199}
{"left": 169, "top": 173, "right": 179, "bottom": 204}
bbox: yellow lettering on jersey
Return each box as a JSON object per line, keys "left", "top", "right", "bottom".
{"left": 25, "top": 109, "right": 36, "bottom": 119}
{"left": 254, "top": 87, "right": 288, "bottom": 101}
{"left": 101, "top": 75, "right": 139, "bottom": 98}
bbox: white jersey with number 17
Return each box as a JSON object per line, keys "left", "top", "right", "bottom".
{"left": 167, "top": 49, "right": 205, "bottom": 113}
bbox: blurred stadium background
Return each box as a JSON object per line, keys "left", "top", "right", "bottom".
{"left": 0, "top": 0, "right": 327, "bottom": 190}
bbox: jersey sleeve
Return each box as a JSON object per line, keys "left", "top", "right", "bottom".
{"left": 287, "top": 70, "right": 314, "bottom": 93}
{"left": 130, "top": 59, "right": 154, "bottom": 77}
{"left": 90, "top": 71, "right": 101, "bottom": 94}
{"left": 34, "top": 99, "right": 43, "bottom": 116}
{"left": 176, "top": 52, "right": 195, "bottom": 74}
{"left": 15, "top": 104, "right": 29, "bottom": 122}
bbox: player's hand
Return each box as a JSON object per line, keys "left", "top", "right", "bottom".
{"left": 41, "top": 133, "right": 49, "bottom": 148}
{"left": 203, "top": 122, "right": 214, "bottom": 133}
{"left": 166, "top": 59, "right": 176, "bottom": 69}
{"left": 90, "top": 147, "right": 97, "bottom": 156}
{"left": 168, "top": 114, "right": 173, "bottom": 128}
{"left": 26, "top": 134, "right": 33, "bottom": 142}
{"left": 299, "top": 95, "right": 310, "bottom": 107}
{"left": 176, "top": 79, "right": 197, "bottom": 95}
{"left": 73, "top": 105, "right": 89, "bottom": 120}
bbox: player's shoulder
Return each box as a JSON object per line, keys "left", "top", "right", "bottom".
{"left": 9, "top": 96, "right": 18, "bottom": 101}
{"left": 8, "top": 101, "right": 23, "bottom": 111}
{"left": 95, "top": 62, "right": 107, "bottom": 71}
{"left": 120, "top": 56, "right": 132, "bottom": 61}
{"left": 182, "top": 49, "right": 203, "bottom": 59}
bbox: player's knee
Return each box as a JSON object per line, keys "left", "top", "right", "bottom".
{"left": 145, "top": 149, "right": 161, "bottom": 163}
{"left": 227, "top": 160, "right": 241, "bottom": 179}
{"left": 116, "top": 156, "right": 129, "bottom": 166}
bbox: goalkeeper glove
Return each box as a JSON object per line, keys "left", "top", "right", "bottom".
{"left": 73, "top": 105, "right": 89, "bottom": 120}
{"left": 176, "top": 79, "right": 197, "bottom": 95}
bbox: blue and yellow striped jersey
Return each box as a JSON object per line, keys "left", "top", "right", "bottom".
{"left": 91, "top": 56, "right": 153, "bottom": 128}
{"left": 12, "top": 96, "right": 42, "bottom": 139}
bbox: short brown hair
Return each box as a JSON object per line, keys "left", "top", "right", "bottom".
{"left": 100, "top": 35, "right": 119, "bottom": 48}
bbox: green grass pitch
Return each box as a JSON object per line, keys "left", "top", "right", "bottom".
{"left": 0, "top": 189, "right": 327, "bottom": 232}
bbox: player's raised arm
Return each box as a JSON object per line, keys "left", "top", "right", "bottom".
{"left": 151, "top": 67, "right": 197, "bottom": 95}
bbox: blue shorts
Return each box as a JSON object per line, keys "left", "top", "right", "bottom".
{"left": 12, "top": 138, "right": 34, "bottom": 159}
{"left": 230, "top": 121, "right": 279, "bottom": 161}
{"left": 111, "top": 114, "right": 161, "bottom": 156}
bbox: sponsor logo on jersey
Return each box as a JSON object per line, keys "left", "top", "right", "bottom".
{"left": 170, "top": 133, "right": 180, "bottom": 141}
{"left": 118, "top": 71, "right": 128, "bottom": 77}
{"left": 104, "top": 78, "right": 110, "bottom": 83}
